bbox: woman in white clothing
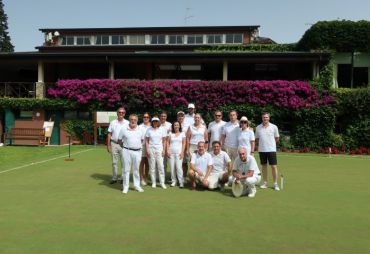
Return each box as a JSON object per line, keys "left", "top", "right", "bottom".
{"left": 237, "top": 116, "right": 255, "bottom": 155}
{"left": 167, "top": 121, "right": 186, "bottom": 188}
{"left": 186, "top": 113, "right": 209, "bottom": 158}
{"left": 146, "top": 116, "right": 167, "bottom": 189}
{"left": 139, "top": 112, "right": 151, "bottom": 186}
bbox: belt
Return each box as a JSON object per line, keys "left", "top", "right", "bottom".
{"left": 110, "top": 140, "right": 118, "bottom": 144}
{"left": 123, "top": 146, "right": 141, "bottom": 151}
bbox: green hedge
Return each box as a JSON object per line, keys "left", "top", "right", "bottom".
{"left": 0, "top": 98, "right": 77, "bottom": 110}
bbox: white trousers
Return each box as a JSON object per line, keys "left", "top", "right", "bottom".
{"left": 208, "top": 171, "right": 227, "bottom": 189}
{"left": 169, "top": 154, "right": 184, "bottom": 185}
{"left": 230, "top": 175, "right": 261, "bottom": 189}
{"left": 121, "top": 148, "right": 141, "bottom": 189}
{"left": 111, "top": 142, "right": 123, "bottom": 180}
{"left": 149, "top": 148, "right": 165, "bottom": 185}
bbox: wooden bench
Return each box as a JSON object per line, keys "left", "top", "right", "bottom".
{"left": 3, "top": 128, "right": 45, "bottom": 146}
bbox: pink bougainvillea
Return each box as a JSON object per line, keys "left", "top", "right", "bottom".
{"left": 48, "top": 79, "right": 334, "bottom": 109}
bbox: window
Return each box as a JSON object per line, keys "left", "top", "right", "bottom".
{"left": 207, "top": 34, "right": 222, "bottom": 44}
{"left": 169, "top": 35, "right": 184, "bottom": 44}
{"left": 151, "top": 35, "right": 165, "bottom": 44}
{"left": 76, "top": 36, "right": 91, "bottom": 45}
{"left": 64, "top": 111, "right": 91, "bottom": 120}
{"left": 61, "top": 36, "right": 74, "bottom": 45}
{"left": 112, "top": 35, "right": 125, "bottom": 45}
{"left": 226, "top": 34, "right": 243, "bottom": 44}
{"left": 95, "top": 35, "right": 110, "bottom": 45}
{"left": 187, "top": 35, "right": 203, "bottom": 44}
{"left": 128, "top": 35, "right": 145, "bottom": 44}
{"left": 337, "top": 64, "right": 369, "bottom": 88}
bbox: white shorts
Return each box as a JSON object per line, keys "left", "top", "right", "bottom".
{"left": 207, "top": 171, "right": 227, "bottom": 189}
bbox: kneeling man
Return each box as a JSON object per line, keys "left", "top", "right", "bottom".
{"left": 232, "top": 147, "right": 261, "bottom": 197}
{"left": 188, "top": 141, "right": 213, "bottom": 190}
{"left": 209, "top": 141, "right": 232, "bottom": 190}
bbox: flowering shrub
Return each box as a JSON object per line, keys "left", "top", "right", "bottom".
{"left": 48, "top": 79, "right": 333, "bottom": 110}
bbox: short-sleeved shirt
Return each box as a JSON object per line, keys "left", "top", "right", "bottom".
{"left": 179, "top": 121, "right": 190, "bottom": 135}
{"left": 169, "top": 132, "right": 185, "bottom": 154}
{"left": 255, "top": 123, "right": 279, "bottom": 152}
{"left": 191, "top": 152, "right": 213, "bottom": 175}
{"left": 118, "top": 125, "right": 144, "bottom": 149}
{"left": 160, "top": 121, "right": 172, "bottom": 137}
{"left": 139, "top": 123, "right": 151, "bottom": 144}
{"left": 108, "top": 119, "right": 129, "bottom": 142}
{"left": 237, "top": 128, "right": 255, "bottom": 154}
{"left": 232, "top": 155, "right": 260, "bottom": 177}
{"left": 146, "top": 127, "right": 166, "bottom": 151}
{"left": 208, "top": 120, "right": 226, "bottom": 145}
{"left": 222, "top": 121, "right": 240, "bottom": 148}
{"left": 184, "top": 114, "right": 195, "bottom": 126}
{"left": 211, "top": 151, "right": 231, "bottom": 173}
{"left": 188, "top": 125, "right": 206, "bottom": 145}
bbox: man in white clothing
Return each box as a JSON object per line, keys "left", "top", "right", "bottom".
{"left": 208, "top": 110, "right": 226, "bottom": 152}
{"left": 106, "top": 107, "right": 129, "bottom": 184}
{"left": 255, "top": 112, "right": 280, "bottom": 191}
{"left": 118, "top": 114, "right": 145, "bottom": 194}
{"left": 220, "top": 110, "right": 239, "bottom": 161}
{"left": 184, "top": 103, "right": 196, "bottom": 126}
{"left": 188, "top": 141, "right": 213, "bottom": 190}
{"left": 160, "top": 111, "right": 172, "bottom": 172}
{"left": 232, "top": 147, "right": 261, "bottom": 198}
{"left": 209, "top": 141, "right": 232, "bottom": 190}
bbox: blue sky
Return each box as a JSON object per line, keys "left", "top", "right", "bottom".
{"left": 4, "top": 0, "right": 370, "bottom": 52}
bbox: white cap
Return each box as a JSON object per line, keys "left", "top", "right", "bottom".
{"left": 188, "top": 103, "right": 195, "bottom": 109}
{"left": 240, "top": 116, "right": 248, "bottom": 122}
{"left": 177, "top": 111, "right": 185, "bottom": 115}
{"left": 151, "top": 117, "right": 160, "bottom": 122}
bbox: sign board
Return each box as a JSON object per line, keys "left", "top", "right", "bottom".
{"left": 96, "top": 112, "right": 117, "bottom": 124}
{"left": 43, "top": 121, "right": 54, "bottom": 138}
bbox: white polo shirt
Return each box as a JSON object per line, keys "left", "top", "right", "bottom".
{"left": 108, "top": 119, "right": 129, "bottom": 142}
{"left": 208, "top": 120, "right": 226, "bottom": 145}
{"left": 179, "top": 121, "right": 190, "bottom": 135}
{"left": 191, "top": 152, "right": 213, "bottom": 174}
{"left": 232, "top": 155, "right": 260, "bottom": 177}
{"left": 146, "top": 127, "right": 166, "bottom": 151}
{"left": 211, "top": 151, "right": 231, "bottom": 173}
{"left": 188, "top": 125, "right": 206, "bottom": 145}
{"left": 237, "top": 128, "right": 255, "bottom": 154}
{"left": 255, "top": 123, "right": 279, "bottom": 152}
{"left": 222, "top": 121, "right": 240, "bottom": 148}
{"left": 160, "top": 121, "right": 172, "bottom": 137}
{"left": 118, "top": 125, "right": 144, "bottom": 149}
{"left": 184, "top": 113, "right": 195, "bottom": 126}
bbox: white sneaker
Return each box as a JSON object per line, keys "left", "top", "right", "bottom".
{"left": 170, "top": 182, "right": 177, "bottom": 187}
{"left": 161, "top": 184, "right": 167, "bottom": 189}
{"left": 179, "top": 183, "right": 184, "bottom": 188}
{"left": 260, "top": 183, "right": 268, "bottom": 189}
{"left": 141, "top": 180, "right": 147, "bottom": 186}
{"left": 274, "top": 183, "right": 280, "bottom": 191}
{"left": 152, "top": 183, "right": 156, "bottom": 188}
{"left": 122, "top": 186, "right": 129, "bottom": 194}
{"left": 248, "top": 187, "right": 256, "bottom": 197}
{"left": 135, "top": 187, "right": 144, "bottom": 193}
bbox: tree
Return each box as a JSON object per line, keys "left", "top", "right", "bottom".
{"left": 296, "top": 20, "right": 370, "bottom": 52}
{"left": 0, "top": 0, "right": 14, "bottom": 52}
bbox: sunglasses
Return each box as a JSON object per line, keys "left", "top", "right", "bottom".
{"left": 215, "top": 115, "right": 222, "bottom": 117}
{"left": 118, "top": 112, "right": 125, "bottom": 114}
{"left": 241, "top": 121, "right": 248, "bottom": 124}
{"left": 143, "top": 116, "right": 149, "bottom": 118}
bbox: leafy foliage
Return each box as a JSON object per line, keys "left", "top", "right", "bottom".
{"left": 195, "top": 43, "right": 297, "bottom": 52}
{"left": 48, "top": 79, "right": 334, "bottom": 111}
{"left": 0, "top": 97, "right": 78, "bottom": 110}
{"left": 0, "top": 0, "right": 14, "bottom": 52}
{"left": 297, "top": 20, "right": 370, "bottom": 52}
{"left": 62, "top": 120, "right": 93, "bottom": 140}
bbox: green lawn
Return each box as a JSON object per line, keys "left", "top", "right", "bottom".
{"left": 0, "top": 146, "right": 369, "bottom": 254}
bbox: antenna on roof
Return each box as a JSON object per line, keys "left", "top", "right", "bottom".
{"left": 184, "top": 7, "right": 194, "bottom": 25}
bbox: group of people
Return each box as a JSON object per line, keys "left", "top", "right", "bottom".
{"left": 107, "top": 103, "right": 280, "bottom": 198}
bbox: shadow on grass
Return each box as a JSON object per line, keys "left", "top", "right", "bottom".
{"left": 90, "top": 173, "right": 122, "bottom": 191}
